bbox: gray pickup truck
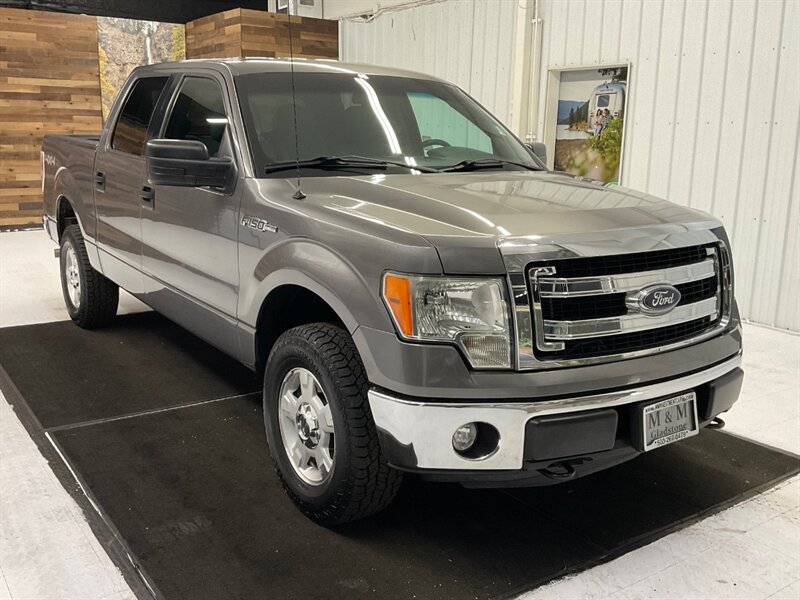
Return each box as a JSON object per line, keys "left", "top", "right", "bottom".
{"left": 42, "top": 59, "right": 743, "bottom": 525}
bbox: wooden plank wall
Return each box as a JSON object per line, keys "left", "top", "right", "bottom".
{"left": 0, "top": 7, "right": 337, "bottom": 227}
{"left": 0, "top": 7, "right": 103, "bottom": 227}
{"left": 186, "top": 8, "right": 338, "bottom": 60}
{"left": 185, "top": 9, "right": 243, "bottom": 59}
{"left": 240, "top": 9, "right": 338, "bottom": 59}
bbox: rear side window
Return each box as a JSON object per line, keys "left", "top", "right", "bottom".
{"left": 112, "top": 76, "right": 168, "bottom": 155}
{"left": 163, "top": 77, "right": 228, "bottom": 157}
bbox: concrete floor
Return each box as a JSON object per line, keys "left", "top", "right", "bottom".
{"left": 1, "top": 229, "right": 798, "bottom": 599}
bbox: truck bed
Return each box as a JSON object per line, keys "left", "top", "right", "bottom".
{"left": 46, "top": 134, "right": 100, "bottom": 148}
{"left": 41, "top": 133, "right": 101, "bottom": 242}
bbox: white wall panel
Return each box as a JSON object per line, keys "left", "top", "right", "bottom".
{"left": 323, "top": 0, "right": 416, "bottom": 19}
{"left": 340, "top": 0, "right": 519, "bottom": 125}
{"left": 533, "top": 0, "right": 799, "bottom": 331}
{"left": 752, "top": 0, "right": 799, "bottom": 329}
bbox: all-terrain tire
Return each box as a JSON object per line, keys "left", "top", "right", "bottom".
{"left": 60, "top": 224, "right": 119, "bottom": 329}
{"left": 264, "top": 323, "right": 402, "bottom": 525}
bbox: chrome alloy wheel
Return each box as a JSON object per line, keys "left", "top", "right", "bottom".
{"left": 278, "top": 367, "right": 335, "bottom": 486}
{"left": 64, "top": 243, "right": 81, "bottom": 308}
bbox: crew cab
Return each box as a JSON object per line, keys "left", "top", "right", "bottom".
{"left": 42, "top": 59, "right": 743, "bottom": 525}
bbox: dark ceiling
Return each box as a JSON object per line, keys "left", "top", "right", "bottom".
{"left": 0, "top": 0, "right": 269, "bottom": 23}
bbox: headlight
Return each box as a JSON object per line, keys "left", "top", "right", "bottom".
{"left": 382, "top": 273, "right": 512, "bottom": 369}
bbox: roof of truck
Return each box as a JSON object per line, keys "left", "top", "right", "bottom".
{"left": 136, "top": 58, "right": 446, "bottom": 83}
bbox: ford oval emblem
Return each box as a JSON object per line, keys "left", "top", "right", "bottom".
{"left": 630, "top": 285, "right": 682, "bottom": 315}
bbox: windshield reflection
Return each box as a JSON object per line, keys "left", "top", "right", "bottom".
{"left": 235, "top": 70, "right": 540, "bottom": 176}
{"left": 353, "top": 76, "right": 402, "bottom": 155}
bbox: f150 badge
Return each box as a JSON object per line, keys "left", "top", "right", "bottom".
{"left": 241, "top": 215, "right": 277, "bottom": 233}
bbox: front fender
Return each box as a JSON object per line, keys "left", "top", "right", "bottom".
{"left": 239, "top": 237, "right": 394, "bottom": 334}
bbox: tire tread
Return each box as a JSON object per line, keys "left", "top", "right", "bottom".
{"left": 61, "top": 224, "right": 118, "bottom": 329}
{"left": 267, "top": 323, "right": 402, "bottom": 525}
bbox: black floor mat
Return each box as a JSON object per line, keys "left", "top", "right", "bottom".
{"left": 1, "top": 313, "right": 798, "bottom": 600}
{"left": 0, "top": 312, "right": 258, "bottom": 428}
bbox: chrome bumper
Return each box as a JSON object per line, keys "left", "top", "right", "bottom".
{"left": 368, "top": 353, "right": 742, "bottom": 471}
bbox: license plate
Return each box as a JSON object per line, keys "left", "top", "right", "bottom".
{"left": 642, "top": 391, "right": 699, "bottom": 452}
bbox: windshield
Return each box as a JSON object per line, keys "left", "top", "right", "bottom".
{"left": 235, "top": 71, "right": 541, "bottom": 176}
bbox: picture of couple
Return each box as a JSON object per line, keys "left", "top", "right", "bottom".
{"left": 591, "top": 108, "right": 614, "bottom": 137}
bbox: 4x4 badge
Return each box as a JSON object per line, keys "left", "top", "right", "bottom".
{"left": 241, "top": 216, "right": 277, "bottom": 234}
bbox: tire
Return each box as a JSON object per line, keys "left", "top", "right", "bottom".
{"left": 60, "top": 224, "right": 119, "bottom": 329}
{"left": 264, "top": 323, "right": 402, "bottom": 525}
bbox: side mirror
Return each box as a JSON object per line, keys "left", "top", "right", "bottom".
{"left": 525, "top": 142, "right": 548, "bottom": 166}
{"left": 145, "top": 139, "right": 233, "bottom": 188}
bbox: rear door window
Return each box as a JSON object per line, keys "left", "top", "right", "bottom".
{"left": 163, "top": 77, "right": 228, "bottom": 157}
{"left": 111, "top": 76, "right": 169, "bottom": 155}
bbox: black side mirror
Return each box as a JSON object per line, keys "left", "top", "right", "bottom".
{"left": 525, "top": 142, "right": 548, "bottom": 166}
{"left": 145, "top": 139, "right": 233, "bottom": 188}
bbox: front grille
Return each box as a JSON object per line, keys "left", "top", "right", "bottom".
{"left": 545, "top": 245, "right": 710, "bottom": 278}
{"left": 527, "top": 244, "right": 726, "bottom": 363}
{"left": 542, "top": 293, "right": 627, "bottom": 321}
{"left": 541, "top": 276, "right": 718, "bottom": 322}
{"left": 676, "top": 276, "right": 717, "bottom": 305}
{"left": 544, "top": 317, "right": 713, "bottom": 360}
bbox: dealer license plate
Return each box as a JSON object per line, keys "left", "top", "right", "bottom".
{"left": 642, "top": 391, "right": 699, "bottom": 452}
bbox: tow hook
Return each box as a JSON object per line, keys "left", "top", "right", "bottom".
{"left": 708, "top": 417, "right": 726, "bottom": 430}
{"left": 538, "top": 461, "right": 577, "bottom": 480}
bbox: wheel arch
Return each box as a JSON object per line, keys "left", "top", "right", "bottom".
{"left": 254, "top": 282, "right": 355, "bottom": 374}
{"left": 242, "top": 238, "right": 394, "bottom": 373}
{"left": 54, "top": 192, "right": 102, "bottom": 271}
{"left": 56, "top": 195, "right": 80, "bottom": 240}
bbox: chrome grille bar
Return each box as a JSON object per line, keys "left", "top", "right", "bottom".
{"left": 539, "top": 259, "right": 716, "bottom": 297}
{"left": 543, "top": 297, "right": 718, "bottom": 340}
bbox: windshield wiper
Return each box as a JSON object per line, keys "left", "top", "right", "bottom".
{"left": 438, "top": 158, "right": 541, "bottom": 173}
{"left": 265, "top": 155, "right": 436, "bottom": 174}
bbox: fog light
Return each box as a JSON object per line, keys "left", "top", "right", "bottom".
{"left": 452, "top": 423, "right": 478, "bottom": 452}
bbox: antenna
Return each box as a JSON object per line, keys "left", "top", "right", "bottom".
{"left": 287, "top": 2, "right": 306, "bottom": 200}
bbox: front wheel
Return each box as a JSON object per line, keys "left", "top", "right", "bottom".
{"left": 60, "top": 224, "right": 119, "bottom": 329}
{"left": 264, "top": 323, "right": 402, "bottom": 525}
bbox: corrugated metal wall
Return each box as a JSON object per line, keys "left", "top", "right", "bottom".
{"left": 535, "top": 0, "right": 799, "bottom": 331}
{"left": 340, "top": 0, "right": 519, "bottom": 124}
{"left": 340, "top": 0, "right": 799, "bottom": 331}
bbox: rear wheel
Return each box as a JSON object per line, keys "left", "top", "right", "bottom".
{"left": 60, "top": 224, "right": 119, "bottom": 329}
{"left": 264, "top": 323, "right": 402, "bottom": 525}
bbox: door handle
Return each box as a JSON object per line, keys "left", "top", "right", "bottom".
{"left": 94, "top": 171, "right": 105, "bottom": 190}
{"left": 141, "top": 185, "right": 154, "bottom": 205}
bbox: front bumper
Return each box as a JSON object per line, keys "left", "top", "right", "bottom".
{"left": 368, "top": 354, "right": 743, "bottom": 483}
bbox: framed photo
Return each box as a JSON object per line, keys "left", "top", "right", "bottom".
{"left": 542, "top": 64, "right": 630, "bottom": 184}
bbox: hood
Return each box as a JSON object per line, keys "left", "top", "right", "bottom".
{"left": 290, "top": 171, "right": 721, "bottom": 273}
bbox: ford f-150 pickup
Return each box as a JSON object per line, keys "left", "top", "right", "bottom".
{"left": 42, "top": 59, "right": 743, "bottom": 525}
